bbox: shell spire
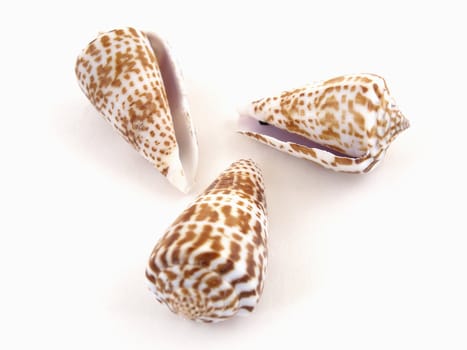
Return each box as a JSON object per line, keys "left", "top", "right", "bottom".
{"left": 75, "top": 27, "right": 198, "bottom": 192}
{"left": 238, "top": 73, "right": 409, "bottom": 173}
{"left": 146, "top": 159, "right": 268, "bottom": 323}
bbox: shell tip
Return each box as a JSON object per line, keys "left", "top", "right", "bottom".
{"left": 167, "top": 170, "right": 190, "bottom": 193}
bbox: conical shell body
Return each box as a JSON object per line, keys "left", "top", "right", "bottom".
{"left": 75, "top": 27, "right": 197, "bottom": 192}
{"left": 146, "top": 159, "right": 268, "bottom": 323}
{"left": 239, "top": 74, "right": 409, "bottom": 173}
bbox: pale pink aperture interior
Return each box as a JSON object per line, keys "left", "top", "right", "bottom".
{"left": 146, "top": 32, "right": 198, "bottom": 185}
{"left": 238, "top": 114, "right": 351, "bottom": 157}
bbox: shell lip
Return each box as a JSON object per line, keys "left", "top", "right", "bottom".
{"left": 237, "top": 114, "right": 356, "bottom": 158}
{"left": 145, "top": 31, "right": 199, "bottom": 192}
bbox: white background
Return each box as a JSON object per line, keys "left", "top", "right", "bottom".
{"left": 1, "top": 0, "right": 466, "bottom": 349}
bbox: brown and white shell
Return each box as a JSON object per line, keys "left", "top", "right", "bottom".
{"left": 75, "top": 27, "right": 198, "bottom": 192}
{"left": 238, "top": 74, "right": 409, "bottom": 173}
{"left": 146, "top": 159, "right": 268, "bottom": 323}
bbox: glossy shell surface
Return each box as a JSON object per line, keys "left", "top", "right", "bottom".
{"left": 239, "top": 74, "right": 409, "bottom": 173}
{"left": 146, "top": 159, "right": 268, "bottom": 323}
{"left": 76, "top": 27, "right": 198, "bottom": 192}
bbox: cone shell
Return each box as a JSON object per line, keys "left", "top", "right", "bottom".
{"left": 75, "top": 27, "right": 198, "bottom": 192}
{"left": 146, "top": 159, "right": 268, "bottom": 323}
{"left": 239, "top": 74, "right": 409, "bottom": 173}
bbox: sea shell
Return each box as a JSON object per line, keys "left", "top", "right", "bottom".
{"left": 75, "top": 27, "right": 198, "bottom": 192}
{"left": 238, "top": 74, "right": 409, "bottom": 173}
{"left": 146, "top": 159, "right": 268, "bottom": 323}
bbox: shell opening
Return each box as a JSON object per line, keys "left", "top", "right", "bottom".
{"left": 145, "top": 32, "right": 198, "bottom": 190}
{"left": 238, "top": 114, "right": 352, "bottom": 157}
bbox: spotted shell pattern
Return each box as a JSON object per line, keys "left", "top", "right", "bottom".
{"left": 240, "top": 74, "right": 409, "bottom": 173}
{"left": 146, "top": 159, "right": 268, "bottom": 322}
{"left": 75, "top": 27, "right": 195, "bottom": 192}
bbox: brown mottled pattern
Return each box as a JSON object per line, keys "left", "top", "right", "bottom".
{"left": 75, "top": 27, "right": 187, "bottom": 189}
{"left": 240, "top": 73, "right": 409, "bottom": 173}
{"left": 146, "top": 159, "right": 268, "bottom": 323}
